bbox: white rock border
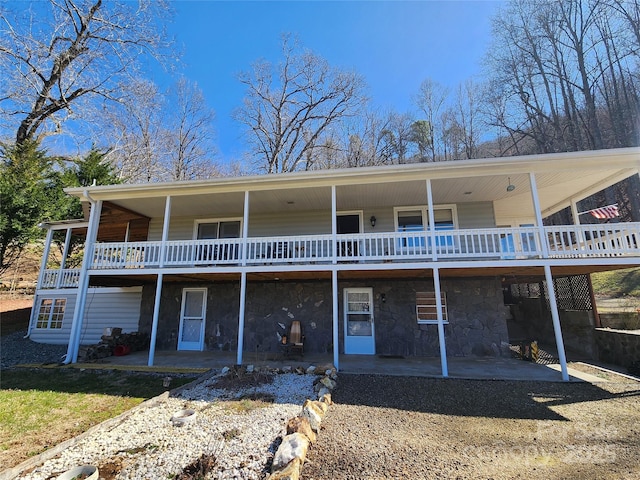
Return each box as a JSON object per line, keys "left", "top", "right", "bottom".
{"left": 266, "top": 364, "right": 337, "bottom": 480}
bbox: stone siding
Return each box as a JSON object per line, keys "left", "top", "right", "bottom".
{"left": 594, "top": 328, "right": 640, "bottom": 368}
{"left": 139, "top": 276, "right": 510, "bottom": 357}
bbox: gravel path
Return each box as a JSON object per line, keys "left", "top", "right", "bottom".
{"left": 1, "top": 330, "right": 68, "bottom": 369}
{"left": 302, "top": 374, "right": 640, "bottom": 480}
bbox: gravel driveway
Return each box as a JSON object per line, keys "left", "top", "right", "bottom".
{"left": 302, "top": 374, "right": 640, "bottom": 480}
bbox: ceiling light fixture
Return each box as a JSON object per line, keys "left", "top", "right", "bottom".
{"left": 506, "top": 177, "right": 516, "bottom": 192}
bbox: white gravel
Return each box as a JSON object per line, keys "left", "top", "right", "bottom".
{"left": 18, "top": 373, "right": 316, "bottom": 480}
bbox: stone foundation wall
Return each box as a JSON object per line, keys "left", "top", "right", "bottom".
{"left": 139, "top": 276, "right": 510, "bottom": 357}
{"left": 594, "top": 328, "right": 640, "bottom": 368}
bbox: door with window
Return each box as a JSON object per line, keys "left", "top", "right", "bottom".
{"left": 337, "top": 213, "right": 361, "bottom": 259}
{"left": 178, "top": 288, "right": 207, "bottom": 351}
{"left": 344, "top": 288, "right": 375, "bottom": 354}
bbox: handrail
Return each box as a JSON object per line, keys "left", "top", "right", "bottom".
{"left": 83, "top": 223, "right": 640, "bottom": 271}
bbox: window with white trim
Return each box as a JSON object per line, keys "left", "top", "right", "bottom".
{"left": 194, "top": 219, "right": 241, "bottom": 239}
{"left": 35, "top": 298, "right": 66, "bottom": 329}
{"left": 394, "top": 206, "right": 457, "bottom": 250}
{"left": 416, "top": 291, "right": 448, "bottom": 324}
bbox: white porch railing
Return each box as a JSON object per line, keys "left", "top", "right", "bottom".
{"left": 41, "top": 268, "right": 81, "bottom": 288}
{"left": 85, "top": 223, "right": 640, "bottom": 271}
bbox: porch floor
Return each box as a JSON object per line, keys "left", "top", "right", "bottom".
{"left": 88, "top": 350, "right": 601, "bottom": 382}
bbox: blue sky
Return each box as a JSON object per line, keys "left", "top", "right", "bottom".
{"left": 165, "top": 0, "right": 503, "bottom": 162}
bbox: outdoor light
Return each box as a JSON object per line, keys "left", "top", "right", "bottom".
{"left": 381, "top": 293, "right": 386, "bottom": 303}
{"left": 506, "top": 177, "right": 516, "bottom": 192}
{"left": 370, "top": 215, "right": 377, "bottom": 227}
{"left": 163, "top": 376, "right": 172, "bottom": 388}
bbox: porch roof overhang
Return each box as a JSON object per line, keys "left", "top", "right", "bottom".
{"left": 65, "top": 147, "right": 640, "bottom": 219}
{"left": 87, "top": 263, "right": 632, "bottom": 287}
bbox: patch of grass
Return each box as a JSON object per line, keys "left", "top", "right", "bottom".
{"left": 222, "top": 427, "right": 241, "bottom": 440}
{"left": 222, "top": 394, "right": 275, "bottom": 414}
{"left": 590, "top": 267, "right": 640, "bottom": 297}
{"left": 0, "top": 368, "right": 198, "bottom": 470}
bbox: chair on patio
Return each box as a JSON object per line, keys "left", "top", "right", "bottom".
{"left": 282, "top": 321, "right": 304, "bottom": 357}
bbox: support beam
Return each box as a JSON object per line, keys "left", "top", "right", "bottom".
{"left": 67, "top": 199, "right": 102, "bottom": 363}
{"left": 242, "top": 191, "right": 250, "bottom": 266}
{"left": 147, "top": 273, "right": 164, "bottom": 366}
{"left": 433, "top": 267, "right": 448, "bottom": 377}
{"left": 159, "top": 196, "right": 172, "bottom": 268}
{"left": 528, "top": 172, "right": 549, "bottom": 257}
{"left": 332, "top": 269, "right": 339, "bottom": 370}
{"left": 236, "top": 271, "right": 247, "bottom": 365}
{"left": 544, "top": 265, "right": 569, "bottom": 381}
{"left": 36, "top": 228, "right": 54, "bottom": 290}
{"left": 29, "top": 228, "right": 55, "bottom": 337}
{"left": 426, "top": 179, "right": 437, "bottom": 261}
{"left": 331, "top": 185, "right": 337, "bottom": 264}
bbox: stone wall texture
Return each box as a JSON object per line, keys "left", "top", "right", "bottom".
{"left": 594, "top": 328, "right": 640, "bottom": 368}
{"left": 139, "top": 276, "right": 511, "bottom": 357}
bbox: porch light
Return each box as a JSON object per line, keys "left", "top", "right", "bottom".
{"left": 507, "top": 177, "right": 516, "bottom": 192}
{"left": 370, "top": 215, "right": 376, "bottom": 227}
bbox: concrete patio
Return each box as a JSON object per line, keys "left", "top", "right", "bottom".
{"left": 81, "top": 350, "right": 608, "bottom": 382}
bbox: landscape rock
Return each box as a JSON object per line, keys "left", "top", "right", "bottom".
{"left": 271, "top": 433, "right": 310, "bottom": 471}
{"left": 286, "top": 416, "right": 316, "bottom": 444}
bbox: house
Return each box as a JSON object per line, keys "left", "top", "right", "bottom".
{"left": 28, "top": 147, "right": 640, "bottom": 380}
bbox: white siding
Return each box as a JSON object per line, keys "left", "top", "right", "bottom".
{"left": 457, "top": 202, "right": 496, "bottom": 228}
{"left": 30, "top": 287, "right": 142, "bottom": 346}
{"left": 146, "top": 201, "right": 496, "bottom": 241}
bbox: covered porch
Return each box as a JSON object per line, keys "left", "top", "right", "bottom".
{"left": 87, "top": 349, "right": 607, "bottom": 383}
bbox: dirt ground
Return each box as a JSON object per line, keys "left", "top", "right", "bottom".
{"left": 302, "top": 374, "right": 640, "bottom": 480}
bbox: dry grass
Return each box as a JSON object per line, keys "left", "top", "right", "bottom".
{"left": 0, "top": 368, "right": 198, "bottom": 470}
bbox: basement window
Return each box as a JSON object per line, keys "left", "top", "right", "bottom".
{"left": 35, "top": 298, "right": 66, "bottom": 329}
{"left": 416, "top": 291, "right": 448, "bottom": 325}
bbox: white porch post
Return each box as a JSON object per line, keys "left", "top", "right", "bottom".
{"left": 332, "top": 269, "right": 339, "bottom": 370}
{"left": 29, "top": 227, "right": 55, "bottom": 337}
{"left": 544, "top": 265, "right": 570, "bottom": 381}
{"left": 147, "top": 273, "right": 163, "bottom": 366}
{"left": 426, "top": 179, "right": 437, "bottom": 260}
{"left": 56, "top": 227, "right": 73, "bottom": 289}
{"left": 237, "top": 271, "right": 247, "bottom": 365}
{"left": 241, "top": 191, "right": 250, "bottom": 266}
{"left": 528, "top": 172, "right": 549, "bottom": 257}
{"left": 36, "top": 227, "right": 54, "bottom": 289}
{"left": 331, "top": 185, "right": 337, "bottom": 264}
{"left": 433, "top": 267, "right": 448, "bottom": 377}
{"left": 159, "top": 196, "right": 172, "bottom": 267}
{"left": 148, "top": 196, "right": 172, "bottom": 366}
{"left": 67, "top": 198, "right": 102, "bottom": 363}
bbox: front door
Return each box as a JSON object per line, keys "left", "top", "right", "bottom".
{"left": 337, "top": 213, "right": 361, "bottom": 258}
{"left": 178, "top": 288, "right": 207, "bottom": 351}
{"left": 344, "top": 288, "right": 375, "bottom": 354}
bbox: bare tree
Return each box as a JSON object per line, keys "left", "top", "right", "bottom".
{"left": 0, "top": 0, "right": 173, "bottom": 146}
{"left": 101, "top": 79, "right": 169, "bottom": 183}
{"left": 413, "top": 79, "right": 449, "bottom": 161}
{"left": 167, "top": 78, "right": 219, "bottom": 181}
{"left": 235, "top": 35, "right": 367, "bottom": 173}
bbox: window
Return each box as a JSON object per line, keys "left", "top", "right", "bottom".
{"left": 195, "top": 220, "right": 241, "bottom": 240}
{"left": 416, "top": 291, "right": 448, "bottom": 324}
{"left": 36, "top": 298, "right": 66, "bottom": 329}
{"left": 394, "top": 206, "right": 457, "bottom": 250}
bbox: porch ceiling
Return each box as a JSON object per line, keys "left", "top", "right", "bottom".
{"left": 70, "top": 148, "right": 639, "bottom": 220}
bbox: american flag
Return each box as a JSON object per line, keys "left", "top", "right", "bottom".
{"left": 589, "top": 204, "right": 619, "bottom": 219}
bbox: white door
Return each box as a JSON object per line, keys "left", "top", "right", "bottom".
{"left": 178, "top": 288, "right": 207, "bottom": 351}
{"left": 344, "top": 288, "right": 375, "bottom": 354}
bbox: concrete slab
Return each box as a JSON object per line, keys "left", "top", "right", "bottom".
{"left": 73, "top": 350, "right": 590, "bottom": 382}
